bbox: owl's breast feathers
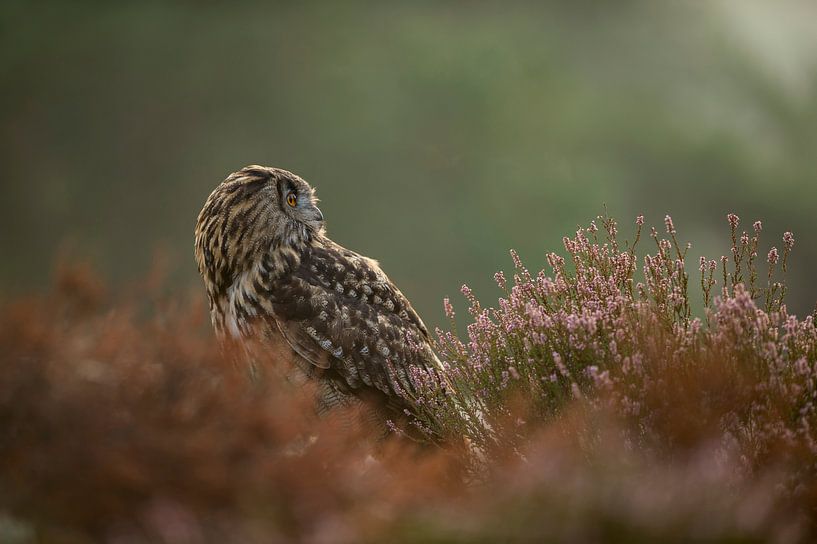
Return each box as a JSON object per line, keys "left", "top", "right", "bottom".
{"left": 239, "top": 238, "right": 441, "bottom": 402}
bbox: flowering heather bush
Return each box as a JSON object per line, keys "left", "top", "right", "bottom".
{"left": 411, "top": 214, "right": 816, "bottom": 512}
{"left": 0, "top": 216, "right": 816, "bottom": 543}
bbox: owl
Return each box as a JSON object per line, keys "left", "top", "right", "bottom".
{"left": 194, "top": 165, "right": 444, "bottom": 436}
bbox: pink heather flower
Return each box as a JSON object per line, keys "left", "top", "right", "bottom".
{"left": 385, "top": 419, "right": 404, "bottom": 436}
{"left": 525, "top": 301, "right": 545, "bottom": 328}
{"left": 510, "top": 249, "right": 524, "bottom": 270}
{"left": 783, "top": 232, "right": 795, "bottom": 251}
{"left": 740, "top": 232, "right": 749, "bottom": 245}
{"left": 588, "top": 221, "right": 598, "bottom": 234}
{"left": 508, "top": 366, "right": 520, "bottom": 380}
{"left": 699, "top": 256, "right": 706, "bottom": 272}
{"left": 494, "top": 271, "right": 507, "bottom": 290}
{"left": 443, "top": 297, "right": 455, "bottom": 319}
{"left": 636, "top": 215, "right": 644, "bottom": 226}
{"left": 461, "top": 284, "right": 476, "bottom": 305}
{"left": 767, "top": 247, "right": 779, "bottom": 265}
{"left": 727, "top": 213, "right": 739, "bottom": 230}
{"left": 552, "top": 352, "right": 568, "bottom": 377}
{"left": 664, "top": 215, "right": 676, "bottom": 235}
{"left": 753, "top": 220, "right": 762, "bottom": 233}
{"left": 607, "top": 218, "right": 618, "bottom": 238}
{"left": 794, "top": 357, "right": 809, "bottom": 376}
{"left": 547, "top": 253, "right": 563, "bottom": 269}
{"left": 709, "top": 260, "right": 717, "bottom": 271}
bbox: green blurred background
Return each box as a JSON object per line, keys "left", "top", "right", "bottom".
{"left": 1, "top": 0, "right": 816, "bottom": 329}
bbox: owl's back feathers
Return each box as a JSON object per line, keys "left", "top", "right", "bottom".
{"left": 261, "top": 239, "right": 437, "bottom": 400}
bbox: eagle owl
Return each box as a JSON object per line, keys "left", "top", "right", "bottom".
{"left": 194, "top": 165, "right": 443, "bottom": 435}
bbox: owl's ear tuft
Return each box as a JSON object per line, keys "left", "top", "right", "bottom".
{"left": 239, "top": 165, "right": 272, "bottom": 178}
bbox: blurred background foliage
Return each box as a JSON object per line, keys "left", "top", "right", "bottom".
{"left": 1, "top": 0, "right": 816, "bottom": 329}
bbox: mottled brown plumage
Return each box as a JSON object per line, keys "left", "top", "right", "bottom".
{"left": 194, "top": 165, "right": 443, "bottom": 433}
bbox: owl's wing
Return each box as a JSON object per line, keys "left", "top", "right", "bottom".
{"left": 264, "top": 242, "right": 437, "bottom": 398}
{"left": 274, "top": 318, "right": 331, "bottom": 369}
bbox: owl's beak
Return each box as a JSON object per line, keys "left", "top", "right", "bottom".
{"left": 312, "top": 207, "right": 324, "bottom": 222}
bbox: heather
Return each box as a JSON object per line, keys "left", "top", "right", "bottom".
{"left": 2, "top": 215, "right": 817, "bottom": 543}
{"left": 415, "top": 214, "right": 816, "bottom": 470}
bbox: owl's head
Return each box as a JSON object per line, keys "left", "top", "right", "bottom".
{"left": 195, "top": 165, "right": 325, "bottom": 297}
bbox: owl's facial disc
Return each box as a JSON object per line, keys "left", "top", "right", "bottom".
{"left": 279, "top": 176, "right": 325, "bottom": 232}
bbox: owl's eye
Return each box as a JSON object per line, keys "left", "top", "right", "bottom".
{"left": 286, "top": 192, "right": 297, "bottom": 207}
